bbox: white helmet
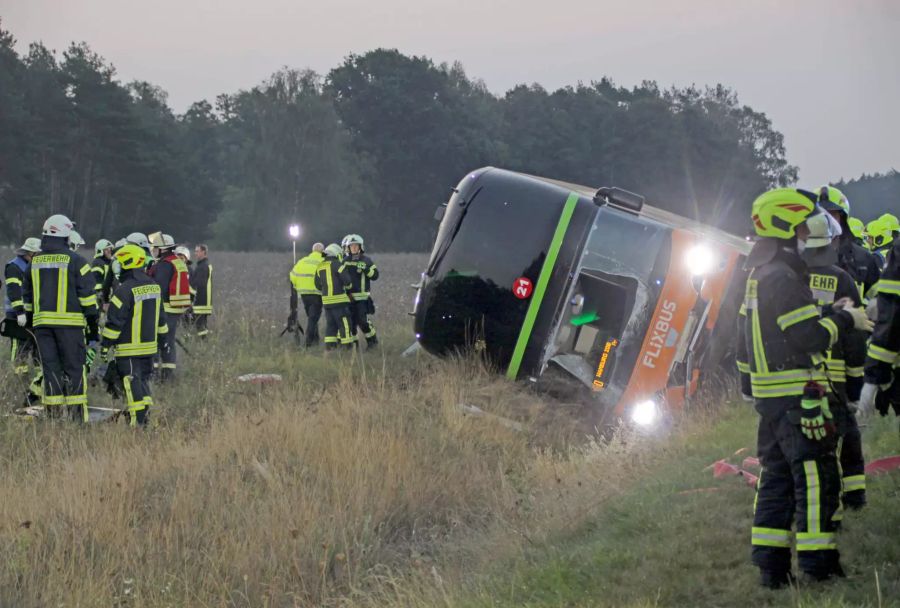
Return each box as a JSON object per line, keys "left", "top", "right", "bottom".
{"left": 114, "top": 238, "right": 127, "bottom": 248}
{"left": 324, "top": 243, "right": 344, "bottom": 259}
{"left": 148, "top": 231, "right": 176, "bottom": 249}
{"left": 42, "top": 214, "right": 75, "bottom": 238}
{"left": 805, "top": 209, "right": 843, "bottom": 249}
{"left": 16, "top": 237, "right": 41, "bottom": 255}
{"left": 68, "top": 230, "right": 85, "bottom": 249}
{"left": 346, "top": 234, "right": 364, "bottom": 250}
{"left": 95, "top": 238, "right": 114, "bottom": 256}
{"left": 174, "top": 245, "right": 191, "bottom": 260}
{"left": 126, "top": 232, "right": 151, "bottom": 250}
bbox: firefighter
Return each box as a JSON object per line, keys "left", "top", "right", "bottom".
{"left": 29, "top": 214, "right": 99, "bottom": 422}
{"left": 90, "top": 239, "right": 115, "bottom": 308}
{"left": 867, "top": 217, "right": 893, "bottom": 269}
{"left": 315, "top": 243, "right": 355, "bottom": 350}
{"left": 4, "top": 237, "right": 43, "bottom": 404}
{"left": 342, "top": 234, "right": 379, "bottom": 347}
{"left": 148, "top": 232, "right": 191, "bottom": 380}
{"left": 737, "top": 189, "right": 872, "bottom": 588}
{"left": 816, "top": 186, "right": 880, "bottom": 302}
{"left": 190, "top": 244, "right": 213, "bottom": 339}
{"left": 100, "top": 244, "right": 169, "bottom": 427}
{"left": 289, "top": 243, "right": 325, "bottom": 347}
{"left": 800, "top": 211, "right": 867, "bottom": 512}
{"left": 858, "top": 238, "right": 900, "bottom": 422}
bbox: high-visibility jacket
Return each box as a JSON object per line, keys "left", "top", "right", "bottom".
{"left": 190, "top": 257, "right": 213, "bottom": 314}
{"left": 4, "top": 255, "right": 31, "bottom": 315}
{"left": 29, "top": 236, "right": 98, "bottom": 327}
{"left": 314, "top": 256, "right": 352, "bottom": 306}
{"left": 865, "top": 242, "right": 900, "bottom": 385}
{"left": 807, "top": 264, "right": 867, "bottom": 398}
{"left": 101, "top": 269, "right": 169, "bottom": 358}
{"left": 150, "top": 253, "right": 191, "bottom": 314}
{"left": 290, "top": 252, "right": 324, "bottom": 296}
{"left": 343, "top": 254, "right": 379, "bottom": 300}
{"left": 736, "top": 245, "right": 854, "bottom": 399}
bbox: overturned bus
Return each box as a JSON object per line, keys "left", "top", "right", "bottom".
{"left": 412, "top": 167, "right": 751, "bottom": 427}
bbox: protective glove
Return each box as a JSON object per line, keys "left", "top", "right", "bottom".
{"left": 16, "top": 313, "right": 27, "bottom": 327}
{"left": 800, "top": 382, "right": 828, "bottom": 441}
{"left": 858, "top": 383, "right": 880, "bottom": 416}
{"left": 85, "top": 346, "right": 97, "bottom": 369}
{"left": 357, "top": 262, "right": 367, "bottom": 274}
{"left": 287, "top": 309, "right": 298, "bottom": 329}
{"left": 844, "top": 306, "right": 874, "bottom": 332}
{"left": 800, "top": 404, "right": 827, "bottom": 441}
{"left": 100, "top": 346, "right": 111, "bottom": 363}
{"left": 159, "top": 339, "right": 172, "bottom": 357}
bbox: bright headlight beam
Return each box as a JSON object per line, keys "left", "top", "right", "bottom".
{"left": 685, "top": 244, "right": 716, "bottom": 276}
{"left": 630, "top": 399, "right": 659, "bottom": 427}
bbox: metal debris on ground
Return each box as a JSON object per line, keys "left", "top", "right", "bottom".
{"left": 237, "top": 373, "right": 283, "bottom": 384}
{"left": 457, "top": 403, "right": 525, "bottom": 432}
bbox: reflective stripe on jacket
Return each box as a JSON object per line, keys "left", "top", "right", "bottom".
{"left": 343, "top": 254, "right": 379, "bottom": 300}
{"left": 4, "top": 256, "right": 30, "bottom": 314}
{"left": 30, "top": 237, "right": 98, "bottom": 327}
{"left": 101, "top": 269, "right": 169, "bottom": 357}
{"left": 315, "top": 257, "right": 352, "bottom": 306}
{"left": 736, "top": 247, "right": 854, "bottom": 399}
{"left": 291, "top": 252, "right": 324, "bottom": 295}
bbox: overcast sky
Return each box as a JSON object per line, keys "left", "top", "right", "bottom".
{"left": 3, "top": 0, "right": 898, "bottom": 185}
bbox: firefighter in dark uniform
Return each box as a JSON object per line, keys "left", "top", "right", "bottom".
{"left": 290, "top": 243, "right": 325, "bottom": 347}
{"left": 315, "top": 243, "right": 355, "bottom": 350}
{"left": 189, "top": 244, "right": 213, "bottom": 338}
{"left": 342, "top": 234, "right": 379, "bottom": 347}
{"left": 800, "top": 210, "right": 868, "bottom": 512}
{"left": 90, "top": 239, "right": 115, "bottom": 308}
{"left": 816, "top": 186, "right": 880, "bottom": 304}
{"left": 737, "top": 189, "right": 873, "bottom": 588}
{"left": 858, "top": 238, "right": 900, "bottom": 422}
{"left": 4, "top": 237, "right": 43, "bottom": 404}
{"left": 29, "top": 214, "right": 99, "bottom": 422}
{"left": 100, "top": 244, "right": 169, "bottom": 427}
{"left": 148, "top": 232, "right": 191, "bottom": 380}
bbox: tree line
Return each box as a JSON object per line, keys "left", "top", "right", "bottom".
{"left": 3, "top": 21, "right": 889, "bottom": 252}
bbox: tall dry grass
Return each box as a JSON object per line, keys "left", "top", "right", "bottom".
{"left": 0, "top": 251, "right": 679, "bottom": 607}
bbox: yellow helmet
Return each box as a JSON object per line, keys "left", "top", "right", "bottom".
{"left": 880, "top": 212, "right": 899, "bottom": 234}
{"left": 847, "top": 217, "right": 865, "bottom": 239}
{"left": 867, "top": 217, "right": 892, "bottom": 248}
{"left": 751, "top": 188, "right": 818, "bottom": 239}
{"left": 816, "top": 185, "right": 850, "bottom": 217}
{"left": 115, "top": 244, "right": 147, "bottom": 270}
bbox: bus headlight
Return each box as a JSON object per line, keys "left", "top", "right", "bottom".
{"left": 630, "top": 399, "right": 660, "bottom": 427}
{"left": 685, "top": 244, "right": 716, "bottom": 276}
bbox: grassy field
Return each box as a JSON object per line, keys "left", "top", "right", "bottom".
{"left": 1, "top": 250, "right": 898, "bottom": 607}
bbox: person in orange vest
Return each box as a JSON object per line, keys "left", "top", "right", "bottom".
{"left": 147, "top": 232, "right": 191, "bottom": 381}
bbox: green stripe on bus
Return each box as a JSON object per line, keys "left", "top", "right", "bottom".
{"left": 506, "top": 192, "right": 579, "bottom": 379}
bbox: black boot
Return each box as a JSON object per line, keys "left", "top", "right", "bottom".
{"left": 760, "top": 569, "right": 793, "bottom": 589}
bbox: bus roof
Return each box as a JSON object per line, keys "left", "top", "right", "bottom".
{"left": 522, "top": 171, "right": 753, "bottom": 255}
